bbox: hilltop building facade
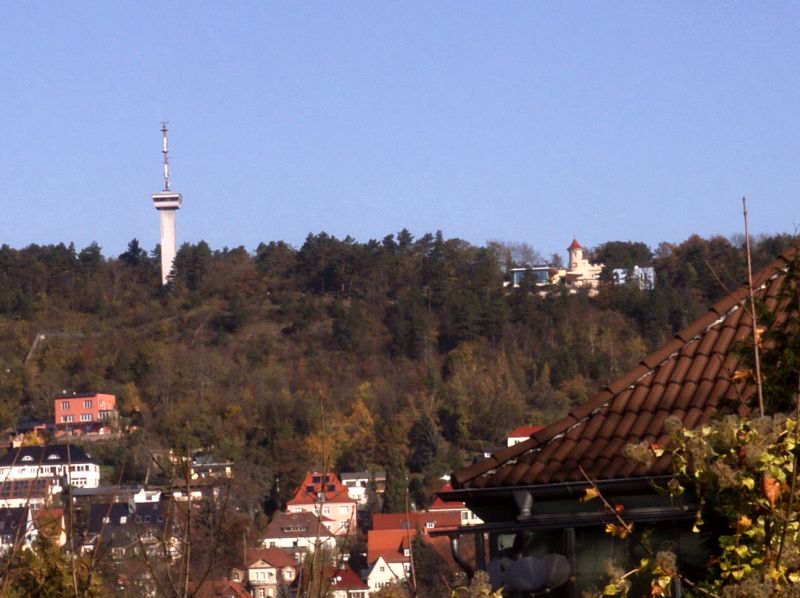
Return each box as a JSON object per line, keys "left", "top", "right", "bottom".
{"left": 54, "top": 392, "right": 118, "bottom": 438}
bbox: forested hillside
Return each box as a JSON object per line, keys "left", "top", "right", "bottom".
{"left": 0, "top": 230, "right": 795, "bottom": 510}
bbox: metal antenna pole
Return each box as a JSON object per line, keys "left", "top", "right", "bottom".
{"left": 161, "top": 122, "right": 170, "bottom": 191}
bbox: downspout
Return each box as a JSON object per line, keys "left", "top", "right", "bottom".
{"left": 449, "top": 535, "right": 474, "bottom": 580}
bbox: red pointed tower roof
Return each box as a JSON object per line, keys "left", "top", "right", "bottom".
{"left": 568, "top": 238, "right": 583, "bottom": 251}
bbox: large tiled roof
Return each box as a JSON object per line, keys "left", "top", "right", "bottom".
{"left": 263, "top": 511, "right": 334, "bottom": 539}
{"left": 245, "top": 547, "right": 297, "bottom": 568}
{"left": 452, "top": 248, "right": 797, "bottom": 491}
{"left": 287, "top": 472, "right": 354, "bottom": 505}
{"left": 0, "top": 444, "right": 94, "bottom": 467}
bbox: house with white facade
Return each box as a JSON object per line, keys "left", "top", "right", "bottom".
{"left": 260, "top": 511, "right": 336, "bottom": 558}
{"left": 612, "top": 265, "right": 656, "bottom": 290}
{"left": 340, "top": 470, "right": 386, "bottom": 507}
{"left": 244, "top": 547, "right": 297, "bottom": 598}
{"left": 0, "top": 445, "right": 100, "bottom": 488}
{"left": 0, "top": 478, "right": 60, "bottom": 510}
{"left": 366, "top": 529, "right": 412, "bottom": 592}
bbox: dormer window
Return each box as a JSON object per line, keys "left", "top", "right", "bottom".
{"left": 47, "top": 454, "right": 59, "bottom": 460}
{"left": 21, "top": 456, "right": 33, "bottom": 462}
{"left": 426, "top": 522, "right": 435, "bottom": 529}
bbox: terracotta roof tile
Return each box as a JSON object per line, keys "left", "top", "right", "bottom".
{"left": 627, "top": 383, "right": 652, "bottom": 413}
{"left": 597, "top": 413, "right": 622, "bottom": 440}
{"left": 537, "top": 416, "right": 577, "bottom": 441}
{"left": 607, "top": 389, "right": 633, "bottom": 415}
{"left": 675, "top": 311, "right": 721, "bottom": 343}
{"left": 551, "top": 438, "right": 578, "bottom": 464}
{"left": 652, "top": 357, "right": 677, "bottom": 386}
{"left": 685, "top": 354, "right": 709, "bottom": 385}
{"left": 569, "top": 390, "right": 612, "bottom": 420}
{"left": 570, "top": 437, "right": 595, "bottom": 462}
{"left": 674, "top": 382, "right": 698, "bottom": 411}
{"left": 489, "top": 465, "right": 514, "bottom": 487}
{"left": 605, "top": 365, "right": 651, "bottom": 396}
{"left": 578, "top": 411, "right": 606, "bottom": 440}
{"left": 629, "top": 411, "right": 654, "bottom": 439}
{"left": 520, "top": 461, "right": 547, "bottom": 485}
{"left": 640, "top": 339, "right": 682, "bottom": 370}
{"left": 709, "top": 290, "right": 745, "bottom": 317}
{"left": 614, "top": 412, "right": 638, "bottom": 440}
{"left": 450, "top": 250, "right": 800, "bottom": 491}
{"left": 505, "top": 462, "right": 533, "bottom": 487}
{"left": 696, "top": 327, "right": 721, "bottom": 356}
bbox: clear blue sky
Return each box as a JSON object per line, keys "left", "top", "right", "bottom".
{"left": 1, "top": 3, "right": 799, "bottom": 259}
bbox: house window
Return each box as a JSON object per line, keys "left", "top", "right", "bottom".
{"left": 62, "top": 401, "right": 70, "bottom": 411}
{"left": 322, "top": 506, "right": 330, "bottom": 515}
{"left": 426, "top": 522, "right": 435, "bottom": 529}
{"left": 84, "top": 400, "right": 92, "bottom": 409}
{"left": 339, "top": 505, "right": 349, "bottom": 514}
{"left": 461, "top": 510, "right": 469, "bottom": 521}
{"left": 21, "top": 456, "right": 33, "bottom": 461}
{"left": 63, "top": 415, "right": 74, "bottom": 423}
{"left": 80, "top": 414, "right": 92, "bottom": 422}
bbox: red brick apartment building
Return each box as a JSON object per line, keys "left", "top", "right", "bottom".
{"left": 54, "top": 392, "right": 118, "bottom": 438}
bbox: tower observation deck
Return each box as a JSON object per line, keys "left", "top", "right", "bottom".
{"left": 152, "top": 123, "right": 182, "bottom": 285}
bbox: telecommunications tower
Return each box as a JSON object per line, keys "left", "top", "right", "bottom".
{"left": 151, "top": 123, "right": 183, "bottom": 285}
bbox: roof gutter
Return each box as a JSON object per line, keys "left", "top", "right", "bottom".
{"left": 440, "top": 475, "right": 678, "bottom": 503}
{"left": 430, "top": 503, "right": 697, "bottom": 538}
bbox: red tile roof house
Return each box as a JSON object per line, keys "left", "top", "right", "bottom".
{"left": 428, "top": 483, "right": 483, "bottom": 527}
{"left": 54, "top": 392, "right": 118, "bottom": 438}
{"left": 506, "top": 424, "right": 544, "bottom": 447}
{"left": 366, "top": 528, "right": 413, "bottom": 592}
{"left": 188, "top": 577, "right": 252, "bottom": 598}
{"left": 286, "top": 472, "right": 357, "bottom": 537}
{"left": 366, "top": 511, "right": 466, "bottom": 592}
{"left": 437, "top": 248, "right": 800, "bottom": 596}
{"left": 326, "top": 565, "right": 370, "bottom": 598}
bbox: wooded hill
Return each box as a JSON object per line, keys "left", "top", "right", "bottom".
{"left": 0, "top": 230, "right": 795, "bottom": 511}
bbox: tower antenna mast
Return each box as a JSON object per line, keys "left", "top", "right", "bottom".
{"left": 151, "top": 122, "right": 183, "bottom": 285}
{"left": 161, "top": 121, "right": 171, "bottom": 191}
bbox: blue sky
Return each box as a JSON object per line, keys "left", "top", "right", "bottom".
{"left": 1, "top": 3, "right": 799, "bottom": 259}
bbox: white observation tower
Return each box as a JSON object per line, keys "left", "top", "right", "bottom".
{"left": 151, "top": 122, "right": 183, "bottom": 285}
